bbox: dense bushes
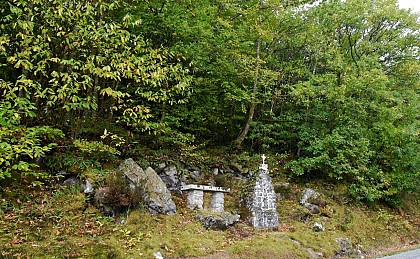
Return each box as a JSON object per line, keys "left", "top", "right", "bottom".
{"left": 1, "top": 0, "right": 418, "bottom": 203}
{"left": 0, "top": 81, "right": 63, "bottom": 181}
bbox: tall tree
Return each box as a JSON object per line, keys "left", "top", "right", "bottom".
{"left": 283, "top": 0, "right": 420, "bottom": 202}
{"left": 0, "top": 0, "right": 191, "bottom": 179}
{"left": 1, "top": 0, "right": 191, "bottom": 134}
{"left": 233, "top": 0, "right": 264, "bottom": 148}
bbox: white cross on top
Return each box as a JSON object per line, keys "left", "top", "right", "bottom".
{"left": 262, "top": 154, "right": 266, "bottom": 165}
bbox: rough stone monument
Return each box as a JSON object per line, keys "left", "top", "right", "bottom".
{"left": 247, "top": 155, "right": 279, "bottom": 229}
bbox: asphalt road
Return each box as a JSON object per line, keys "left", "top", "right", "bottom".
{"left": 378, "top": 249, "right": 420, "bottom": 259}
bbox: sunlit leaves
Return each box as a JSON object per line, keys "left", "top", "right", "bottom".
{"left": 0, "top": 0, "right": 191, "bottom": 136}
{"left": 0, "top": 80, "right": 63, "bottom": 180}
{"left": 0, "top": 0, "right": 193, "bottom": 181}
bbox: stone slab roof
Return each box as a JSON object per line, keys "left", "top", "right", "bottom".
{"left": 180, "top": 184, "right": 230, "bottom": 193}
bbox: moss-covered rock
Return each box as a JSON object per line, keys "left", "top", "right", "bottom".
{"left": 196, "top": 211, "right": 240, "bottom": 230}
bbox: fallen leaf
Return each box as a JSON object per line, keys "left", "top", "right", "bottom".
{"left": 8, "top": 239, "right": 23, "bottom": 245}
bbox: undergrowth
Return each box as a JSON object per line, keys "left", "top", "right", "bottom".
{"left": 0, "top": 170, "right": 418, "bottom": 258}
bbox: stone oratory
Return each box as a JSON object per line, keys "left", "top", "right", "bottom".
{"left": 247, "top": 154, "right": 279, "bottom": 229}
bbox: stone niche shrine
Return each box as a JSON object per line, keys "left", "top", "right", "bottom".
{"left": 247, "top": 155, "right": 279, "bottom": 229}
{"left": 180, "top": 184, "right": 230, "bottom": 212}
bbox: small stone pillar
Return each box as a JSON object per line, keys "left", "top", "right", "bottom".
{"left": 186, "top": 190, "right": 204, "bottom": 210}
{"left": 210, "top": 192, "right": 225, "bottom": 212}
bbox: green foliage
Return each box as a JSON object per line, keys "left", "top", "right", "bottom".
{"left": 1, "top": 0, "right": 419, "bottom": 204}
{"left": 101, "top": 129, "right": 126, "bottom": 149}
{"left": 0, "top": 0, "right": 191, "bottom": 139}
{"left": 46, "top": 138, "right": 121, "bottom": 182}
{"left": 0, "top": 81, "right": 63, "bottom": 181}
{"left": 127, "top": 0, "right": 286, "bottom": 143}
{"left": 281, "top": 0, "right": 420, "bottom": 202}
{"left": 73, "top": 139, "right": 120, "bottom": 160}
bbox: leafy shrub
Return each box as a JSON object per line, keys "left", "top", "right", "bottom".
{"left": 285, "top": 70, "right": 419, "bottom": 203}
{"left": 0, "top": 81, "right": 63, "bottom": 182}
{"left": 100, "top": 171, "right": 143, "bottom": 214}
{"left": 46, "top": 138, "right": 122, "bottom": 183}
{"left": 73, "top": 139, "right": 120, "bottom": 161}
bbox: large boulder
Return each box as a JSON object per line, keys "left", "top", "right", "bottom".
{"left": 119, "top": 158, "right": 176, "bottom": 215}
{"left": 196, "top": 211, "right": 240, "bottom": 230}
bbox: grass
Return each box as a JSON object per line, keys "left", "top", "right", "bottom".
{"left": 0, "top": 177, "right": 418, "bottom": 258}
{"left": 107, "top": 209, "right": 227, "bottom": 258}
{"left": 226, "top": 232, "right": 310, "bottom": 258}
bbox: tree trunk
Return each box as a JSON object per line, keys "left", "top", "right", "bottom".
{"left": 233, "top": 0, "right": 263, "bottom": 149}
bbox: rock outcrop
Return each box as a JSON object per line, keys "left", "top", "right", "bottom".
{"left": 119, "top": 158, "right": 176, "bottom": 215}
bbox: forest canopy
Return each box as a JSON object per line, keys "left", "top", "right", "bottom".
{"left": 1, "top": 0, "right": 419, "bottom": 203}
